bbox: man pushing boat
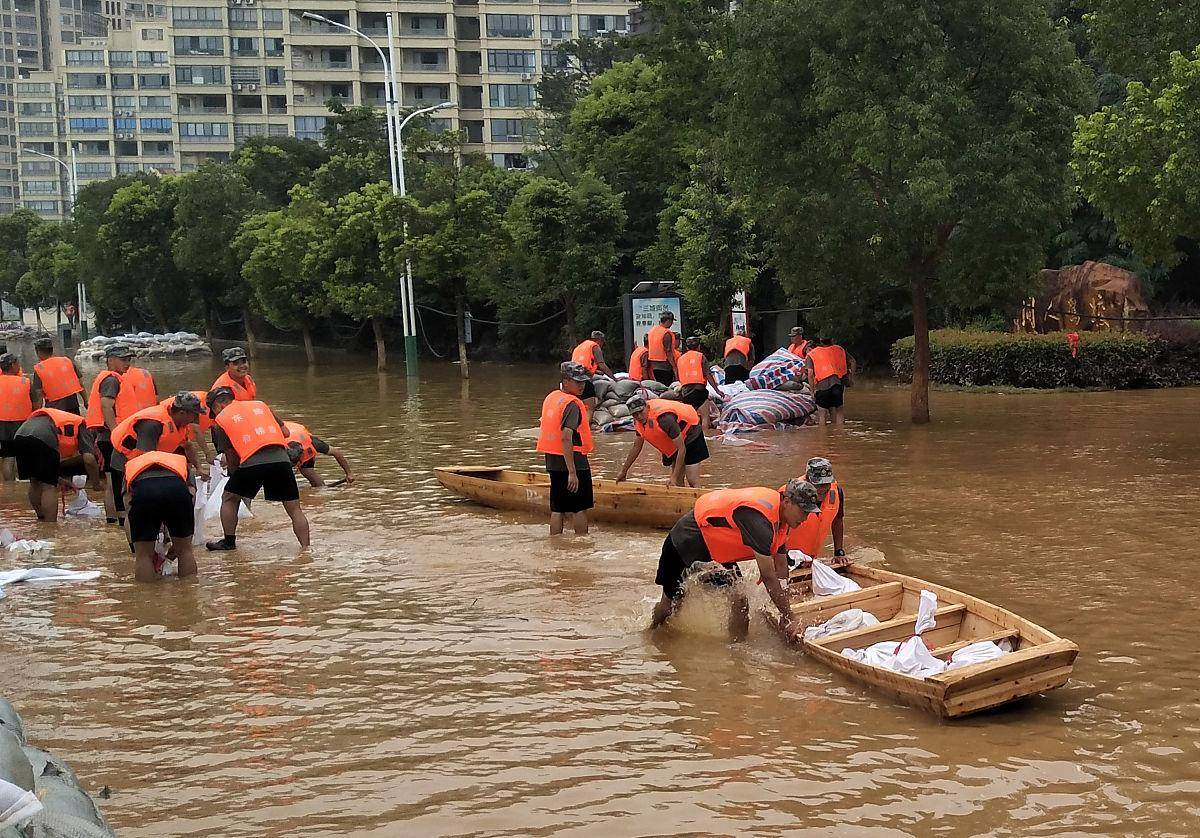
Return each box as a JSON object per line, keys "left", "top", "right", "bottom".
{"left": 652, "top": 480, "right": 823, "bottom": 640}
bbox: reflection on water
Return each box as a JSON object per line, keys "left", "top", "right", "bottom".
{"left": 1, "top": 351, "right": 1198, "bottom": 836}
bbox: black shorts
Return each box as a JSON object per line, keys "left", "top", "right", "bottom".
{"left": 723, "top": 364, "right": 749, "bottom": 383}
{"left": 652, "top": 367, "right": 674, "bottom": 387}
{"left": 12, "top": 436, "right": 60, "bottom": 485}
{"left": 548, "top": 468, "right": 593, "bottom": 514}
{"left": 96, "top": 437, "right": 114, "bottom": 472}
{"left": 663, "top": 433, "right": 710, "bottom": 467}
{"left": 225, "top": 460, "right": 300, "bottom": 502}
{"left": 45, "top": 394, "right": 82, "bottom": 415}
{"left": 128, "top": 475, "right": 194, "bottom": 543}
{"left": 815, "top": 383, "right": 845, "bottom": 409}
{"left": 680, "top": 384, "right": 709, "bottom": 409}
{"left": 655, "top": 535, "right": 740, "bottom": 599}
{"left": 582, "top": 379, "right": 596, "bottom": 400}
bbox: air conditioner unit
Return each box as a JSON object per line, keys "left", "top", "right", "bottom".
{"left": 541, "top": 38, "right": 553, "bottom": 46}
{"left": 192, "top": 76, "right": 205, "bottom": 84}
{"left": 247, "top": 83, "right": 258, "bottom": 91}
{"left": 245, "top": 0, "right": 254, "bottom": 5}
{"left": 233, "top": 83, "right": 242, "bottom": 90}
{"left": 519, "top": 72, "right": 533, "bottom": 81}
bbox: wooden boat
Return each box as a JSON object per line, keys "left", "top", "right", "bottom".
{"left": 770, "top": 562, "right": 1078, "bottom": 718}
{"left": 433, "top": 466, "right": 708, "bottom": 528}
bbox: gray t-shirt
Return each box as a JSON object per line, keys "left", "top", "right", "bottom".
{"left": 668, "top": 507, "right": 775, "bottom": 564}
{"left": 544, "top": 401, "right": 590, "bottom": 473}
{"left": 14, "top": 413, "right": 95, "bottom": 457}
{"left": 655, "top": 411, "right": 703, "bottom": 445}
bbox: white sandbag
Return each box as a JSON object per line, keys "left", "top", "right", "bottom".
{"left": 5, "top": 540, "right": 52, "bottom": 557}
{"left": 811, "top": 560, "right": 861, "bottom": 596}
{"left": 0, "top": 530, "right": 12, "bottom": 548}
{"left": 203, "top": 459, "right": 252, "bottom": 522}
{"left": 64, "top": 490, "right": 104, "bottom": 520}
{"left": 842, "top": 636, "right": 948, "bottom": 678}
{"left": 803, "top": 608, "right": 879, "bottom": 641}
{"left": 914, "top": 590, "right": 938, "bottom": 635}
{"left": 0, "top": 567, "right": 101, "bottom": 601}
{"left": 946, "top": 641, "right": 1009, "bottom": 670}
{"left": 786, "top": 549, "right": 812, "bottom": 570}
{"left": 0, "top": 777, "right": 42, "bottom": 830}
{"left": 192, "top": 476, "right": 208, "bottom": 546}
{"left": 613, "top": 372, "right": 629, "bottom": 380}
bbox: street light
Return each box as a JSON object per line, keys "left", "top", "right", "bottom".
{"left": 299, "top": 11, "right": 400, "bottom": 195}
{"left": 395, "top": 100, "right": 454, "bottom": 378}
{"left": 22, "top": 145, "right": 89, "bottom": 339}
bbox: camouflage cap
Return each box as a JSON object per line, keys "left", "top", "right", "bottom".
{"left": 205, "top": 386, "right": 235, "bottom": 417}
{"left": 170, "top": 390, "right": 203, "bottom": 416}
{"left": 105, "top": 343, "right": 135, "bottom": 358}
{"left": 685, "top": 335, "right": 701, "bottom": 349}
{"left": 806, "top": 457, "right": 835, "bottom": 485}
{"left": 625, "top": 394, "right": 647, "bottom": 414}
{"left": 590, "top": 330, "right": 606, "bottom": 341}
{"left": 559, "top": 361, "right": 591, "bottom": 382}
{"left": 782, "top": 479, "right": 822, "bottom": 513}
{"left": 0, "top": 353, "right": 17, "bottom": 371}
{"left": 222, "top": 346, "right": 248, "bottom": 363}
{"left": 789, "top": 326, "right": 804, "bottom": 337}
{"left": 33, "top": 336, "right": 54, "bottom": 352}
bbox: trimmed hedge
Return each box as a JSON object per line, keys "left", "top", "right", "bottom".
{"left": 891, "top": 329, "right": 1200, "bottom": 389}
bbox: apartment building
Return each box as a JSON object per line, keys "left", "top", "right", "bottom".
{"left": 11, "top": 0, "right": 634, "bottom": 219}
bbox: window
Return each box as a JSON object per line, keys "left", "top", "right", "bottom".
{"left": 489, "top": 83, "right": 535, "bottom": 107}
{"left": 111, "top": 73, "right": 135, "bottom": 89}
{"left": 265, "top": 67, "right": 284, "bottom": 85}
{"left": 262, "top": 8, "right": 282, "bottom": 28}
{"left": 136, "top": 50, "right": 167, "bottom": 65}
{"left": 418, "top": 51, "right": 441, "bottom": 66}
{"left": 16, "top": 32, "right": 39, "bottom": 47}
{"left": 171, "top": 6, "right": 220, "bottom": 24}
{"left": 69, "top": 117, "right": 110, "bottom": 131}
{"left": 24, "top": 200, "right": 60, "bottom": 215}
{"left": 76, "top": 162, "right": 112, "bottom": 178}
{"left": 490, "top": 117, "right": 531, "bottom": 141}
{"left": 294, "top": 115, "right": 325, "bottom": 140}
{"left": 16, "top": 82, "right": 53, "bottom": 93}
{"left": 115, "top": 117, "right": 135, "bottom": 130}
{"left": 68, "top": 94, "right": 108, "bottom": 111}
{"left": 22, "top": 180, "right": 60, "bottom": 194}
{"left": 20, "top": 160, "right": 56, "bottom": 175}
{"left": 491, "top": 152, "right": 529, "bottom": 169}
{"left": 408, "top": 15, "right": 445, "bottom": 31}
{"left": 118, "top": 162, "right": 142, "bottom": 174}
{"left": 109, "top": 50, "right": 134, "bottom": 66}
{"left": 174, "top": 35, "right": 222, "bottom": 55}
{"left": 175, "top": 65, "right": 224, "bottom": 84}
{"left": 230, "top": 37, "right": 257, "bottom": 56}
{"left": 140, "top": 117, "right": 171, "bottom": 132}
{"left": 485, "top": 14, "right": 532, "bottom": 37}
{"left": 487, "top": 49, "right": 535, "bottom": 72}
{"left": 179, "top": 121, "right": 229, "bottom": 141}
{"left": 578, "top": 14, "right": 627, "bottom": 35}
{"left": 138, "top": 73, "right": 169, "bottom": 88}
{"left": 139, "top": 95, "right": 170, "bottom": 110}
{"left": 264, "top": 37, "right": 283, "bottom": 57}
{"left": 66, "top": 73, "right": 106, "bottom": 88}
{"left": 141, "top": 27, "right": 163, "bottom": 39}
{"left": 18, "top": 102, "right": 53, "bottom": 116}
{"left": 113, "top": 95, "right": 136, "bottom": 107}
{"left": 65, "top": 49, "right": 104, "bottom": 64}
{"left": 541, "top": 49, "right": 563, "bottom": 70}
{"left": 540, "top": 15, "right": 571, "bottom": 38}
{"left": 228, "top": 7, "right": 257, "bottom": 26}
{"left": 18, "top": 122, "right": 55, "bottom": 135}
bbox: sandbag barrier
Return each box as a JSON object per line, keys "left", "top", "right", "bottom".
{"left": 0, "top": 698, "right": 114, "bottom": 837}
{"left": 590, "top": 377, "right": 680, "bottom": 431}
{"left": 75, "top": 332, "right": 212, "bottom": 364}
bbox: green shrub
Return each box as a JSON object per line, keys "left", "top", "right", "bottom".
{"left": 890, "top": 329, "right": 1200, "bottom": 389}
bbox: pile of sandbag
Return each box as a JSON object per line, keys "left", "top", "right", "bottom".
{"left": 0, "top": 324, "right": 38, "bottom": 341}
{"left": 590, "top": 377, "right": 679, "bottom": 431}
{"left": 0, "top": 699, "right": 114, "bottom": 836}
{"left": 74, "top": 332, "right": 211, "bottom": 364}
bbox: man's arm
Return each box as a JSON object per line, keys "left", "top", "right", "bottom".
{"left": 271, "top": 410, "right": 290, "bottom": 436}
{"left": 664, "top": 334, "right": 678, "bottom": 377}
{"left": 74, "top": 362, "right": 89, "bottom": 411}
{"left": 832, "top": 488, "right": 846, "bottom": 560}
{"left": 101, "top": 397, "right": 118, "bottom": 431}
{"left": 703, "top": 358, "right": 724, "bottom": 397}
{"left": 754, "top": 552, "right": 795, "bottom": 635}
{"left": 329, "top": 447, "right": 353, "bottom": 483}
{"left": 560, "top": 426, "right": 579, "bottom": 492}
{"left": 594, "top": 346, "right": 612, "bottom": 377}
{"left": 30, "top": 372, "right": 44, "bottom": 409}
{"left": 615, "top": 435, "right": 644, "bottom": 481}
{"left": 670, "top": 432, "right": 686, "bottom": 485}
{"left": 184, "top": 437, "right": 210, "bottom": 480}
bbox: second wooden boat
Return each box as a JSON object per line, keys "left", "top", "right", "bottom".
{"left": 434, "top": 466, "right": 707, "bottom": 528}
{"left": 769, "top": 562, "right": 1078, "bottom": 718}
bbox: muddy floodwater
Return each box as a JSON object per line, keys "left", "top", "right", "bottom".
{"left": 1, "top": 352, "right": 1198, "bottom": 836}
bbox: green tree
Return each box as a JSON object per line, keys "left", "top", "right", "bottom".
{"left": 17, "top": 225, "right": 79, "bottom": 327}
{"left": 505, "top": 174, "right": 626, "bottom": 349}
{"left": 72, "top": 176, "right": 153, "bottom": 331}
{"left": 1086, "top": 0, "right": 1200, "bottom": 82}
{"left": 731, "top": 0, "right": 1091, "bottom": 422}
{"left": 235, "top": 190, "right": 332, "bottom": 365}
{"left": 1073, "top": 48, "right": 1200, "bottom": 267}
{"left": 0, "top": 209, "right": 46, "bottom": 311}
{"left": 173, "top": 162, "right": 262, "bottom": 342}
{"left": 94, "top": 178, "right": 186, "bottom": 332}
{"left": 310, "top": 153, "right": 386, "bottom": 203}
{"left": 232, "top": 136, "right": 329, "bottom": 207}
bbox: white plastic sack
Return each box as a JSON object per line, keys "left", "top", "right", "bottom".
{"left": 192, "top": 475, "right": 208, "bottom": 546}
{"left": 64, "top": 489, "right": 104, "bottom": 519}
{"left": 803, "top": 608, "right": 880, "bottom": 641}
{"left": 915, "top": 590, "right": 938, "bottom": 635}
{"left": 0, "top": 529, "right": 12, "bottom": 548}
{"left": 842, "top": 636, "right": 948, "bottom": 678}
{"left": 946, "top": 640, "right": 1008, "bottom": 671}
{"left": 5, "top": 540, "right": 52, "bottom": 556}
{"left": 786, "top": 549, "right": 813, "bottom": 570}
{"left": 204, "top": 457, "right": 252, "bottom": 522}
{"left": 0, "top": 567, "right": 101, "bottom": 600}
{"left": 811, "top": 560, "right": 861, "bottom": 597}
{"left": 0, "top": 777, "right": 42, "bottom": 829}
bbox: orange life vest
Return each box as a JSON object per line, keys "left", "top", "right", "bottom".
{"left": 117, "top": 366, "right": 158, "bottom": 421}
{"left": 788, "top": 339, "right": 809, "bottom": 359}
{"left": 85, "top": 370, "right": 117, "bottom": 429}
{"left": 283, "top": 421, "right": 317, "bottom": 466}
{"left": 809, "top": 345, "right": 848, "bottom": 381}
{"left": 214, "top": 399, "right": 286, "bottom": 461}
{"left": 724, "top": 336, "right": 752, "bottom": 359}
{"left": 785, "top": 480, "right": 840, "bottom": 557}
{"left": 677, "top": 350, "right": 706, "bottom": 385}
{"left": 33, "top": 356, "right": 83, "bottom": 402}
{"left": 111, "top": 404, "right": 191, "bottom": 459}
{"left": 694, "top": 487, "right": 788, "bottom": 564}
{"left": 161, "top": 390, "right": 213, "bottom": 433}
{"left": 570, "top": 340, "right": 600, "bottom": 374}
{"left": 29, "top": 407, "right": 86, "bottom": 458}
{"left": 634, "top": 399, "right": 699, "bottom": 456}
{"left": 629, "top": 346, "right": 649, "bottom": 381}
{"left": 647, "top": 324, "right": 677, "bottom": 363}
{"left": 213, "top": 370, "right": 257, "bottom": 401}
{"left": 535, "top": 390, "right": 593, "bottom": 456}
{"left": 0, "top": 374, "right": 33, "bottom": 422}
{"left": 124, "top": 450, "right": 189, "bottom": 486}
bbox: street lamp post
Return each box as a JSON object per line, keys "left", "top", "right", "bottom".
{"left": 394, "top": 100, "right": 454, "bottom": 378}
{"left": 23, "top": 146, "right": 88, "bottom": 338}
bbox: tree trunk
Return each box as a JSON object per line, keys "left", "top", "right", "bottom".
{"left": 910, "top": 280, "right": 931, "bottom": 425}
{"left": 372, "top": 316, "right": 386, "bottom": 371}
{"left": 34, "top": 309, "right": 43, "bottom": 330}
{"left": 301, "top": 322, "right": 316, "bottom": 366}
{"left": 243, "top": 310, "right": 258, "bottom": 359}
{"left": 203, "top": 307, "right": 216, "bottom": 342}
{"left": 455, "top": 293, "right": 469, "bottom": 380}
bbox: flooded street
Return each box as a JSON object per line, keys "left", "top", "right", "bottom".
{"left": 1, "top": 353, "right": 1198, "bottom": 836}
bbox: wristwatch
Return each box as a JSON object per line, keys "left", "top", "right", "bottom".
{"left": 834, "top": 549, "right": 846, "bottom": 557}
